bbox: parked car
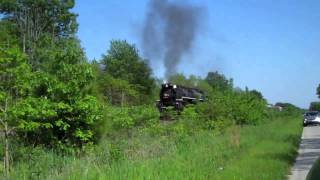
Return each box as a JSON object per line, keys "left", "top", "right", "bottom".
{"left": 303, "top": 111, "right": 320, "bottom": 126}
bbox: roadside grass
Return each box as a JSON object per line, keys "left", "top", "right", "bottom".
{"left": 5, "top": 115, "right": 302, "bottom": 179}
{"left": 218, "top": 115, "right": 302, "bottom": 180}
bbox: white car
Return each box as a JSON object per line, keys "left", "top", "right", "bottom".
{"left": 303, "top": 111, "right": 320, "bottom": 126}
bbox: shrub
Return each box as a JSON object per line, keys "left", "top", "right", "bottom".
{"left": 196, "top": 88, "right": 267, "bottom": 130}
{"left": 6, "top": 51, "right": 103, "bottom": 149}
{"left": 105, "top": 105, "right": 159, "bottom": 130}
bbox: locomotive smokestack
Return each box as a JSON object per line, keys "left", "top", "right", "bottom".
{"left": 142, "top": 0, "right": 206, "bottom": 78}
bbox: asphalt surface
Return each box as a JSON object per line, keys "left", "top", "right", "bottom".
{"left": 289, "top": 126, "right": 320, "bottom": 180}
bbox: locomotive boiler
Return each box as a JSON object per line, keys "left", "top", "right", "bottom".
{"left": 156, "top": 83, "right": 205, "bottom": 112}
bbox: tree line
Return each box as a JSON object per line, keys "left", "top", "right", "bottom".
{"left": 309, "top": 85, "right": 320, "bottom": 111}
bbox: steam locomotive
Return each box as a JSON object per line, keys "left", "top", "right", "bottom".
{"left": 156, "top": 83, "right": 205, "bottom": 112}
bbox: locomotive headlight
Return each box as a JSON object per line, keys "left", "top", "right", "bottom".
{"left": 173, "top": 85, "right": 177, "bottom": 89}
{"left": 165, "top": 84, "right": 168, "bottom": 88}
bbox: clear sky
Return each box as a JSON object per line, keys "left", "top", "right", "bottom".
{"left": 73, "top": 0, "right": 320, "bottom": 108}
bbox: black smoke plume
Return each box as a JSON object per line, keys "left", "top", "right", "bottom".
{"left": 142, "top": 0, "right": 206, "bottom": 78}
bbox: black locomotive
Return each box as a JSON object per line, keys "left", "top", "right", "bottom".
{"left": 156, "top": 83, "right": 205, "bottom": 112}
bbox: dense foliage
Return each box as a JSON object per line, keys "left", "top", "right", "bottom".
{"left": 0, "top": 0, "right": 101, "bottom": 151}
{"left": 168, "top": 73, "right": 267, "bottom": 129}
{"left": 0, "top": 0, "right": 78, "bottom": 69}
{"left": 101, "top": 40, "right": 155, "bottom": 104}
{"left": 205, "top": 71, "right": 233, "bottom": 91}
{"left": 0, "top": 47, "right": 31, "bottom": 131}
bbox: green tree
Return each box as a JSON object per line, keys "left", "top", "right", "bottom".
{"left": 98, "top": 73, "right": 139, "bottom": 106}
{"left": 11, "top": 38, "right": 102, "bottom": 148}
{"left": 101, "top": 40, "right": 155, "bottom": 99}
{"left": 275, "top": 102, "right": 301, "bottom": 115}
{"left": 0, "top": 20, "right": 19, "bottom": 48}
{"left": 169, "top": 73, "right": 212, "bottom": 93}
{"left": 197, "top": 85, "right": 267, "bottom": 130}
{"left": 0, "top": 47, "right": 32, "bottom": 176}
{"left": 317, "top": 84, "right": 320, "bottom": 98}
{"left": 205, "top": 71, "right": 233, "bottom": 91}
{"left": 0, "top": 0, "right": 102, "bottom": 153}
{"left": 310, "top": 102, "right": 320, "bottom": 111}
{"left": 249, "top": 89, "right": 265, "bottom": 101}
{"left": 0, "top": 0, "right": 78, "bottom": 68}
{"left": 34, "top": 35, "right": 86, "bottom": 71}
{"left": 169, "top": 74, "right": 197, "bottom": 87}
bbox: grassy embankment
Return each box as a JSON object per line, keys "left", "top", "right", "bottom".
{"left": 8, "top": 113, "right": 302, "bottom": 180}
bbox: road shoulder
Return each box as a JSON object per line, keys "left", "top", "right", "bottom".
{"left": 289, "top": 126, "right": 320, "bottom": 180}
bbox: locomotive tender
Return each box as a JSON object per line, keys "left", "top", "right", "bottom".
{"left": 156, "top": 83, "right": 205, "bottom": 112}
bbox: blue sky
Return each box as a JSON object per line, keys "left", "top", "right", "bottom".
{"left": 73, "top": 0, "right": 320, "bottom": 108}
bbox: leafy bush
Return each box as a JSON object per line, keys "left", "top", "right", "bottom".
{"left": 275, "top": 102, "right": 303, "bottom": 116}
{"left": 97, "top": 73, "right": 139, "bottom": 106}
{"left": 105, "top": 106, "right": 159, "bottom": 130}
{"left": 101, "top": 40, "right": 155, "bottom": 101}
{"left": 195, "top": 88, "right": 267, "bottom": 131}
{"left": 164, "top": 73, "right": 267, "bottom": 130}
{"left": 2, "top": 44, "right": 102, "bottom": 149}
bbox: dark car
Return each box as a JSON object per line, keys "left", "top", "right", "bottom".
{"left": 303, "top": 111, "right": 320, "bottom": 127}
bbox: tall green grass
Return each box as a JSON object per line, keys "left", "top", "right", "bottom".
{"left": 5, "top": 115, "right": 302, "bottom": 179}
{"left": 217, "top": 116, "right": 302, "bottom": 179}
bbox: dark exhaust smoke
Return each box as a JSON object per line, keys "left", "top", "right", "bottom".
{"left": 142, "top": 0, "right": 206, "bottom": 78}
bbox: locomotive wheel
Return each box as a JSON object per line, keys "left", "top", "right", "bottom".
{"left": 157, "top": 102, "right": 164, "bottom": 113}
{"left": 175, "top": 102, "right": 184, "bottom": 114}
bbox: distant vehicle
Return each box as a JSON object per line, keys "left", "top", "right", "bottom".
{"left": 156, "top": 83, "right": 205, "bottom": 113}
{"left": 303, "top": 111, "right": 320, "bottom": 126}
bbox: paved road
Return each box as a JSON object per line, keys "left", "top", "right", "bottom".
{"left": 289, "top": 126, "right": 320, "bottom": 180}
